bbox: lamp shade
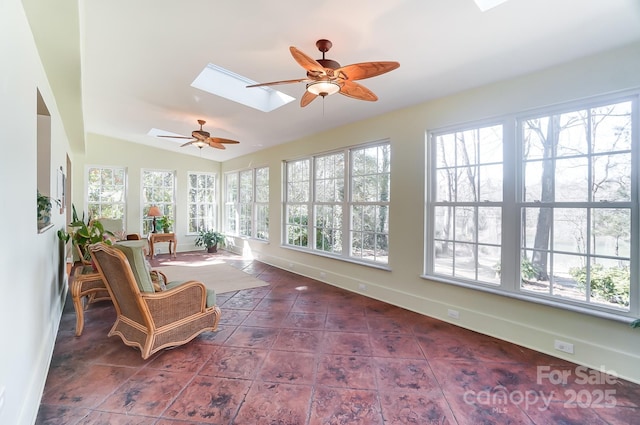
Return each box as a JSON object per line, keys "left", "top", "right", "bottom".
{"left": 148, "top": 206, "right": 162, "bottom": 217}
{"left": 306, "top": 81, "right": 340, "bottom": 97}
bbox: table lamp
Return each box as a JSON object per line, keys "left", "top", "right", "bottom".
{"left": 148, "top": 206, "right": 162, "bottom": 233}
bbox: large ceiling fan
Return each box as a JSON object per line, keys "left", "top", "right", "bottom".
{"left": 247, "top": 39, "right": 400, "bottom": 107}
{"left": 157, "top": 120, "right": 240, "bottom": 150}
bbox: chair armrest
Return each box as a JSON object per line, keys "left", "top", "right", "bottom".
{"left": 141, "top": 280, "right": 208, "bottom": 327}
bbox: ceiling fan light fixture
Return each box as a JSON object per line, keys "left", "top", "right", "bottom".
{"left": 193, "top": 140, "right": 208, "bottom": 149}
{"left": 306, "top": 81, "right": 340, "bottom": 97}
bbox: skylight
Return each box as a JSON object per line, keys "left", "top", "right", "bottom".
{"left": 191, "top": 63, "right": 295, "bottom": 112}
{"left": 473, "top": 0, "right": 509, "bottom": 12}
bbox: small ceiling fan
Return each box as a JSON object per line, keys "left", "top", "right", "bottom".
{"left": 157, "top": 120, "right": 240, "bottom": 150}
{"left": 247, "top": 39, "right": 400, "bottom": 107}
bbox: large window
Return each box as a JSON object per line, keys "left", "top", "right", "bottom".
{"left": 86, "top": 166, "right": 126, "bottom": 220}
{"left": 255, "top": 166, "right": 270, "bottom": 240}
{"left": 427, "top": 95, "right": 637, "bottom": 319}
{"left": 284, "top": 141, "right": 390, "bottom": 265}
{"left": 224, "top": 166, "right": 269, "bottom": 240}
{"left": 142, "top": 169, "right": 175, "bottom": 235}
{"left": 187, "top": 172, "right": 216, "bottom": 233}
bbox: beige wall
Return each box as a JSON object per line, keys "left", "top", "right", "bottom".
{"left": 1, "top": 1, "right": 72, "bottom": 424}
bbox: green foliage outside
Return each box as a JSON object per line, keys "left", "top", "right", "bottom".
{"left": 493, "top": 257, "right": 540, "bottom": 281}
{"left": 569, "top": 264, "right": 630, "bottom": 307}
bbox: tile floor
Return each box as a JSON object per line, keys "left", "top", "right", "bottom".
{"left": 36, "top": 250, "right": 640, "bottom": 424}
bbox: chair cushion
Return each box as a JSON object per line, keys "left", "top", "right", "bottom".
{"left": 113, "top": 244, "right": 155, "bottom": 293}
{"left": 166, "top": 281, "right": 217, "bottom": 307}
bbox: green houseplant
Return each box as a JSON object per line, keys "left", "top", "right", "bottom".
{"left": 157, "top": 215, "right": 173, "bottom": 233}
{"left": 70, "top": 204, "right": 114, "bottom": 263}
{"left": 37, "top": 190, "right": 59, "bottom": 227}
{"left": 194, "top": 229, "right": 225, "bottom": 253}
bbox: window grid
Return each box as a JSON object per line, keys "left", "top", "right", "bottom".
{"left": 518, "top": 100, "right": 633, "bottom": 312}
{"left": 239, "top": 170, "right": 253, "bottom": 237}
{"left": 187, "top": 172, "right": 216, "bottom": 233}
{"left": 142, "top": 169, "right": 175, "bottom": 235}
{"left": 426, "top": 94, "right": 638, "bottom": 319}
{"left": 255, "top": 167, "right": 270, "bottom": 240}
{"left": 86, "top": 166, "right": 126, "bottom": 222}
{"left": 430, "top": 125, "right": 504, "bottom": 285}
{"left": 224, "top": 167, "right": 269, "bottom": 239}
{"left": 283, "top": 141, "right": 391, "bottom": 266}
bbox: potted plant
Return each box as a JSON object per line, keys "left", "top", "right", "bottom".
{"left": 70, "top": 204, "right": 114, "bottom": 263}
{"left": 194, "top": 229, "right": 225, "bottom": 253}
{"left": 37, "top": 190, "right": 59, "bottom": 228}
{"left": 157, "top": 215, "right": 173, "bottom": 233}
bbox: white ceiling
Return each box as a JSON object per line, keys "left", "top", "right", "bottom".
{"left": 78, "top": 0, "right": 640, "bottom": 161}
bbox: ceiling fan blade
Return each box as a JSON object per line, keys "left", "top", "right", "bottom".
{"left": 206, "top": 139, "right": 226, "bottom": 149}
{"left": 210, "top": 137, "right": 240, "bottom": 144}
{"left": 179, "top": 140, "right": 197, "bottom": 147}
{"left": 300, "top": 90, "right": 318, "bottom": 107}
{"left": 247, "top": 78, "right": 309, "bottom": 88}
{"left": 336, "top": 61, "right": 400, "bottom": 81}
{"left": 290, "top": 46, "right": 326, "bottom": 78}
{"left": 158, "top": 135, "right": 193, "bottom": 139}
{"left": 339, "top": 80, "right": 378, "bottom": 101}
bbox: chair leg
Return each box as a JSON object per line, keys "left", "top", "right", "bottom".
{"left": 72, "top": 294, "right": 85, "bottom": 336}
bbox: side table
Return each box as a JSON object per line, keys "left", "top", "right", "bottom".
{"left": 70, "top": 265, "right": 111, "bottom": 336}
{"left": 148, "top": 232, "right": 177, "bottom": 258}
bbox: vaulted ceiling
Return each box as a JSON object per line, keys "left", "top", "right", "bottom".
{"left": 25, "top": 0, "right": 640, "bottom": 161}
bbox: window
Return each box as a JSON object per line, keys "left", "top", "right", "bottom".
{"left": 429, "top": 125, "right": 503, "bottom": 284}
{"left": 255, "top": 166, "right": 269, "bottom": 240}
{"left": 427, "top": 95, "right": 637, "bottom": 320}
{"left": 224, "top": 166, "right": 270, "bottom": 239}
{"left": 87, "top": 166, "right": 126, "bottom": 220}
{"left": 224, "top": 172, "right": 238, "bottom": 235}
{"left": 284, "top": 141, "right": 390, "bottom": 265}
{"left": 187, "top": 172, "right": 216, "bottom": 233}
{"left": 142, "top": 169, "right": 175, "bottom": 235}
{"left": 285, "top": 159, "right": 310, "bottom": 247}
{"left": 239, "top": 170, "right": 253, "bottom": 237}
{"left": 350, "top": 144, "right": 391, "bottom": 263}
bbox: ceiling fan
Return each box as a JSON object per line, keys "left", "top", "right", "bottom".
{"left": 157, "top": 120, "right": 240, "bottom": 150}
{"left": 247, "top": 39, "right": 400, "bottom": 107}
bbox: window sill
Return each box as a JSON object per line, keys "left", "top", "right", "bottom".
{"left": 282, "top": 244, "right": 391, "bottom": 271}
{"left": 421, "top": 274, "right": 636, "bottom": 325}
{"left": 38, "top": 223, "right": 54, "bottom": 234}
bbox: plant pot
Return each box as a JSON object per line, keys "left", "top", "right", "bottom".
{"left": 163, "top": 227, "right": 170, "bottom": 233}
{"left": 207, "top": 244, "right": 218, "bottom": 253}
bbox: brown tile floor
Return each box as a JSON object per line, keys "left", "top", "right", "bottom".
{"left": 36, "top": 250, "right": 640, "bottom": 424}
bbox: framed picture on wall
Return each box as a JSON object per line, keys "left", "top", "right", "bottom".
{"left": 57, "top": 166, "right": 65, "bottom": 214}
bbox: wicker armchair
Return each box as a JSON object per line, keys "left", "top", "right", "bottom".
{"left": 89, "top": 242, "right": 221, "bottom": 359}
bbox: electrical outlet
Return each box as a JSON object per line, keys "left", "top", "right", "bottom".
{"left": 447, "top": 309, "right": 460, "bottom": 319}
{"left": 320, "top": 271, "right": 326, "bottom": 278}
{"left": 288, "top": 263, "right": 294, "bottom": 269}
{"left": 554, "top": 339, "right": 574, "bottom": 354}
{"left": 358, "top": 283, "right": 367, "bottom": 291}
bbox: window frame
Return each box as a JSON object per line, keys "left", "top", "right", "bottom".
{"left": 282, "top": 140, "right": 391, "bottom": 268}
{"left": 224, "top": 166, "right": 270, "bottom": 240}
{"left": 85, "top": 165, "right": 127, "bottom": 224}
{"left": 186, "top": 171, "right": 217, "bottom": 235}
{"left": 425, "top": 91, "right": 639, "bottom": 322}
{"left": 141, "top": 168, "right": 176, "bottom": 236}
